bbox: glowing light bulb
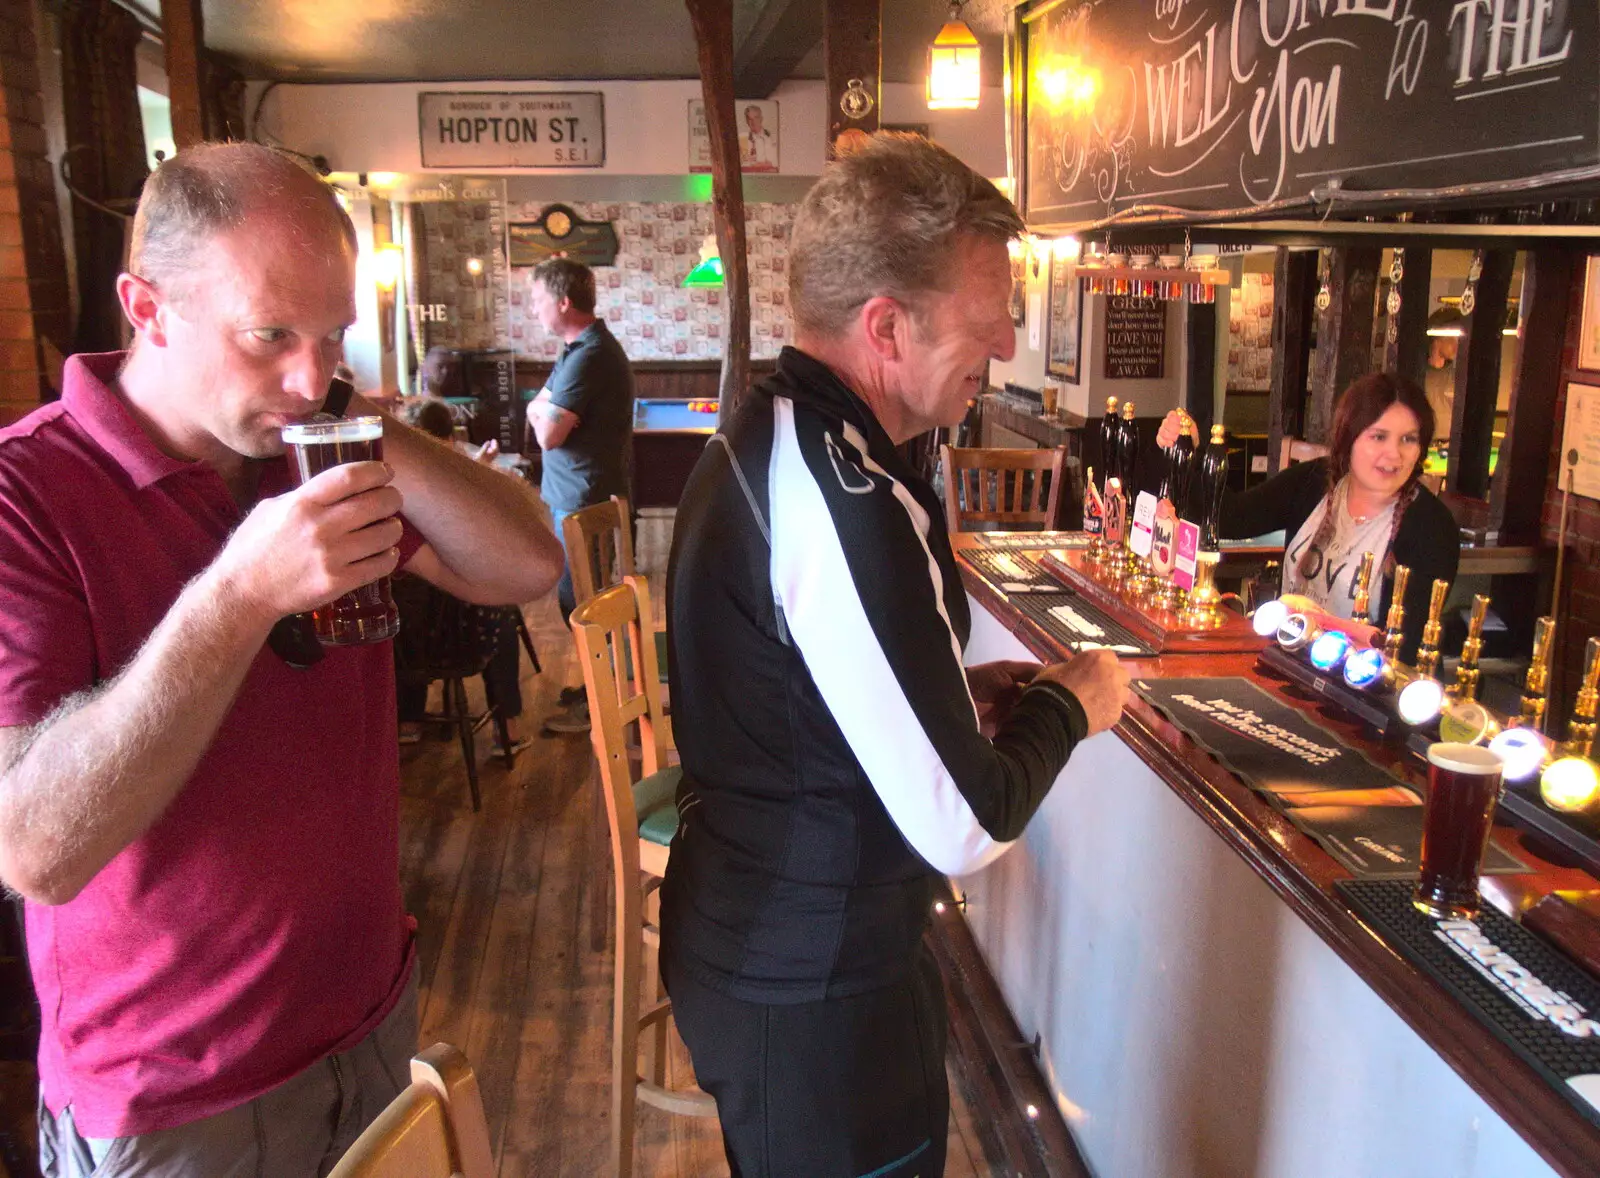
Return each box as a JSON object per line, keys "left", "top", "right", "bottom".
{"left": 465, "top": 256, "right": 485, "bottom": 277}
{"left": 1309, "top": 630, "right": 1352, "bottom": 672}
{"left": 1488, "top": 727, "right": 1548, "bottom": 783}
{"left": 1253, "top": 599, "right": 1289, "bottom": 638}
{"left": 1540, "top": 756, "right": 1600, "bottom": 813}
{"left": 1397, "top": 678, "right": 1445, "bottom": 726}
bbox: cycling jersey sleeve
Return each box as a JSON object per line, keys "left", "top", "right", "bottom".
{"left": 766, "top": 396, "right": 1087, "bottom": 876}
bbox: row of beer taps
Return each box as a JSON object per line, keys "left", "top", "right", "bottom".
{"left": 1260, "top": 553, "right": 1600, "bottom": 818}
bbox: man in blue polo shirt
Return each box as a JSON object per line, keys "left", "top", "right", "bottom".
{"left": 526, "top": 257, "right": 634, "bottom": 733}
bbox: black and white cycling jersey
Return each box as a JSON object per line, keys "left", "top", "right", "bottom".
{"left": 661, "top": 347, "right": 1088, "bottom": 1003}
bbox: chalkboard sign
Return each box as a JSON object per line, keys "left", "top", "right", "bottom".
{"left": 1020, "top": 0, "right": 1600, "bottom": 222}
{"left": 1104, "top": 295, "right": 1166, "bottom": 379}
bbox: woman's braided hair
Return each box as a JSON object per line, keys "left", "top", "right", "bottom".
{"left": 1297, "top": 372, "right": 1435, "bottom": 581}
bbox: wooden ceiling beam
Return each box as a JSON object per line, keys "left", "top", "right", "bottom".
{"left": 732, "top": 0, "right": 821, "bottom": 99}
{"left": 161, "top": 0, "right": 206, "bottom": 148}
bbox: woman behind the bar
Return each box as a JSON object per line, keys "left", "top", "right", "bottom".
{"left": 1158, "top": 373, "right": 1459, "bottom": 660}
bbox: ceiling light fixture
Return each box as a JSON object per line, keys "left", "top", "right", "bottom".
{"left": 927, "top": 1, "right": 981, "bottom": 111}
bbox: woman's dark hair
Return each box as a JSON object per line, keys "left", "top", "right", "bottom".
{"left": 406, "top": 397, "right": 457, "bottom": 442}
{"left": 1326, "top": 372, "right": 1434, "bottom": 492}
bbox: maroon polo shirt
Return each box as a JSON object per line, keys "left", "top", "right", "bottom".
{"left": 0, "top": 353, "right": 418, "bottom": 1136}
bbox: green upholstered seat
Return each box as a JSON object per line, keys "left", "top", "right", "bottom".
{"left": 634, "top": 765, "right": 681, "bottom": 847}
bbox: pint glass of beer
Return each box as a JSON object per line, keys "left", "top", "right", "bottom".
{"left": 1413, "top": 742, "right": 1504, "bottom": 919}
{"left": 281, "top": 417, "right": 401, "bottom": 646}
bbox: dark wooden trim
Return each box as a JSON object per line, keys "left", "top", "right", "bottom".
{"left": 955, "top": 540, "right": 1600, "bottom": 1178}
{"left": 1447, "top": 250, "right": 1516, "bottom": 500}
{"left": 684, "top": 0, "right": 753, "bottom": 420}
{"left": 1185, "top": 301, "right": 1218, "bottom": 440}
{"left": 927, "top": 882, "right": 1093, "bottom": 1178}
{"left": 1491, "top": 251, "right": 1575, "bottom": 541}
{"left": 1267, "top": 247, "right": 1318, "bottom": 473}
{"left": 823, "top": 0, "right": 881, "bottom": 146}
{"left": 160, "top": 0, "right": 206, "bottom": 149}
{"left": 1384, "top": 247, "right": 1432, "bottom": 390}
{"left": 1307, "top": 246, "right": 1380, "bottom": 445}
{"left": 732, "top": 0, "right": 821, "bottom": 99}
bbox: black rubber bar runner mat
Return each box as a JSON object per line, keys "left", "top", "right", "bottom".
{"left": 1012, "top": 591, "right": 1156, "bottom": 656}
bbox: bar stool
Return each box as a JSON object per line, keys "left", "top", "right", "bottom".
{"left": 940, "top": 443, "right": 1070, "bottom": 531}
{"left": 569, "top": 576, "right": 716, "bottom": 1178}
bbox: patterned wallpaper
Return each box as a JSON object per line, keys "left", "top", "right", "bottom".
{"left": 506, "top": 199, "right": 795, "bottom": 362}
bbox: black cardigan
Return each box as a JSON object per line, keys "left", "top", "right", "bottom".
{"left": 1220, "top": 459, "right": 1460, "bottom": 662}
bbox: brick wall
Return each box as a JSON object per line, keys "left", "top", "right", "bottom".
{"left": 0, "top": 0, "right": 70, "bottom": 426}
{"left": 1539, "top": 259, "right": 1600, "bottom": 714}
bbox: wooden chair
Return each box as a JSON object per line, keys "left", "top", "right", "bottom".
{"left": 1279, "top": 437, "right": 1330, "bottom": 468}
{"left": 940, "top": 444, "right": 1067, "bottom": 531}
{"left": 327, "top": 1043, "right": 494, "bottom": 1178}
{"left": 569, "top": 576, "right": 717, "bottom": 1178}
{"left": 562, "top": 495, "right": 668, "bottom": 679}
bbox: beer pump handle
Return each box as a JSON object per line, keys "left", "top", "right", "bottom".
{"left": 1382, "top": 565, "right": 1411, "bottom": 662}
{"left": 1521, "top": 616, "right": 1556, "bottom": 732}
{"left": 1351, "top": 552, "right": 1376, "bottom": 625}
{"left": 1564, "top": 636, "right": 1600, "bottom": 758}
{"left": 1197, "top": 424, "right": 1228, "bottom": 552}
{"left": 1452, "top": 594, "right": 1490, "bottom": 702}
{"left": 1414, "top": 578, "right": 1450, "bottom": 682}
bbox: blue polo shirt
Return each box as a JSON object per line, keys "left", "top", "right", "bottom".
{"left": 540, "top": 319, "right": 634, "bottom": 513}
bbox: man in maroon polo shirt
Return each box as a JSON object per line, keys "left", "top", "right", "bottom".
{"left": 0, "top": 144, "right": 563, "bottom": 1176}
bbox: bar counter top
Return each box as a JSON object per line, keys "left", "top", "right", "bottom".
{"left": 952, "top": 533, "right": 1600, "bottom": 1178}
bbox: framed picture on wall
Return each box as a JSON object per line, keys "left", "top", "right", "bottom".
{"left": 1580, "top": 255, "right": 1600, "bottom": 373}
{"left": 1009, "top": 252, "right": 1026, "bottom": 327}
{"left": 1046, "top": 253, "right": 1081, "bottom": 383}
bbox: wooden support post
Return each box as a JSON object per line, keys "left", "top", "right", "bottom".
{"left": 1447, "top": 250, "right": 1515, "bottom": 501}
{"left": 1184, "top": 302, "right": 1217, "bottom": 443}
{"left": 824, "top": 0, "right": 880, "bottom": 150}
{"left": 685, "top": 0, "right": 752, "bottom": 421}
{"left": 1267, "top": 248, "right": 1318, "bottom": 474}
{"left": 161, "top": 0, "right": 206, "bottom": 149}
{"left": 1307, "top": 246, "right": 1380, "bottom": 446}
{"left": 1490, "top": 251, "right": 1573, "bottom": 540}
{"left": 1383, "top": 248, "right": 1432, "bottom": 392}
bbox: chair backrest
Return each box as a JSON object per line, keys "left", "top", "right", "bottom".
{"left": 328, "top": 1043, "right": 494, "bottom": 1178}
{"left": 1279, "top": 437, "right": 1330, "bottom": 468}
{"left": 391, "top": 575, "right": 507, "bottom": 681}
{"left": 940, "top": 445, "right": 1067, "bottom": 531}
{"left": 569, "top": 577, "right": 670, "bottom": 886}
{"left": 562, "top": 495, "right": 638, "bottom": 609}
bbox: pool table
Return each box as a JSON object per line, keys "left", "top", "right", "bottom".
{"left": 632, "top": 398, "right": 719, "bottom": 507}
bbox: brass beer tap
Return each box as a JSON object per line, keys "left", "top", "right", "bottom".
{"left": 1351, "top": 552, "right": 1376, "bottom": 626}
{"left": 1561, "top": 637, "right": 1600, "bottom": 759}
{"left": 1381, "top": 565, "right": 1411, "bottom": 663}
{"left": 1519, "top": 616, "right": 1556, "bottom": 733}
{"left": 1451, "top": 594, "right": 1491, "bottom": 702}
{"left": 1413, "top": 579, "right": 1450, "bottom": 683}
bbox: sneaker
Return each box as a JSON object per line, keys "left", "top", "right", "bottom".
{"left": 542, "top": 699, "right": 591, "bottom": 735}
{"left": 558, "top": 685, "right": 586, "bottom": 707}
{"left": 398, "top": 721, "right": 424, "bottom": 746}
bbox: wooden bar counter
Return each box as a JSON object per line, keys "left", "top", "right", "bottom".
{"left": 950, "top": 534, "right": 1599, "bottom": 1178}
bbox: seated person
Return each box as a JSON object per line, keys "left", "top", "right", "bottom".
{"left": 1159, "top": 373, "right": 1459, "bottom": 660}
{"left": 397, "top": 398, "right": 526, "bottom": 750}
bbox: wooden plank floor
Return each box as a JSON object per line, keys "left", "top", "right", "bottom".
{"left": 406, "top": 593, "right": 1002, "bottom": 1176}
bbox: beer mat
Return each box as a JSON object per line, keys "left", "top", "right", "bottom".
{"left": 1013, "top": 593, "right": 1156, "bottom": 657}
{"left": 973, "top": 531, "right": 1091, "bottom": 551}
{"left": 1288, "top": 803, "right": 1525, "bottom": 880}
{"left": 1134, "top": 678, "right": 1404, "bottom": 799}
{"left": 963, "top": 549, "right": 1069, "bottom": 593}
{"left": 1337, "top": 878, "right": 1600, "bottom": 1127}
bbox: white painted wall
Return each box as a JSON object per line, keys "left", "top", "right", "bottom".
{"left": 246, "top": 78, "right": 1004, "bottom": 180}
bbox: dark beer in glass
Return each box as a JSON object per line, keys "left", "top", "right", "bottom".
{"left": 281, "top": 417, "right": 401, "bottom": 646}
{"left": 1413, "top": 742, "right": 1504, "bottom": 919}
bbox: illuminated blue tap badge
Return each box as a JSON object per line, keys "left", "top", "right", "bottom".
{"left": 1308, "top": 630, "right": 1352, "bottom": 673}
{"left": 1342, "top": 646, "right": 1388, "bottom": 690}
